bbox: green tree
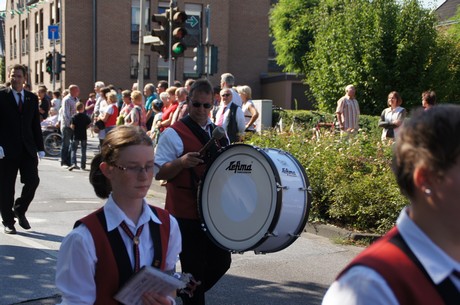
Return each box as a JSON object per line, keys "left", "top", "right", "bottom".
{"left": 270, "top": 0, "right": 451, "bottom": 114}
{"left": 306, "top": 0, "right": 437, "bottom": 114}
{"left": 269, "top": 0, "right": 319, "bottom": 73}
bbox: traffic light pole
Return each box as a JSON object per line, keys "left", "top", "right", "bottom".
{"left": 137, "top": 0, "right": 146, "bottom": 91}
{"left": 52, "top": 40, "right": 56, "bottom": 91}
{"left": 168, "top": 0, "right": 175, "bottom": 86}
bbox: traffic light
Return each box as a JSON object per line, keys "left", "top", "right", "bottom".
{"left": 170, "top": 8, "right": 188, "bottom": 58}
{"left": 55, "top": 52, "right": 65, "bottom": 74}
{"left": 209, "top": 45, "right": 219, "bottom": 75}
{"left": 45, "top": 53, "right": 53, "bottom": 74}
{"left": 193, "top": 45, "right": 205, "bottom": 75}
{"left": 151, "top": 11, "right": 169, "bottom": 60}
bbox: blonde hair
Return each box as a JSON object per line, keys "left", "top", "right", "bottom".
{"left": 237, "top": 85, "right": 252, "bottom": 100}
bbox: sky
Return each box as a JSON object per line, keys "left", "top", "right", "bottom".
{"left": 0, "top": 0, "right": 447, "bottom": 12}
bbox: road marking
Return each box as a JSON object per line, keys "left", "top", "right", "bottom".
{"left": 65, "top": 200, "right": 101, "bottom": 204}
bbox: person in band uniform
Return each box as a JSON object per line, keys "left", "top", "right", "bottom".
{"left": 154, "top": 79, "right": 230, "bottom": 305}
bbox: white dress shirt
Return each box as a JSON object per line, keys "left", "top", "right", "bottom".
{"left": 56, "top": 195, "right": 181, "bottom": 305}
{"left": 154, "top": 118, "right": 214, "bottom": 174}
{"left": 214, "top": 101, "right": 246, "bottom": 135}
{"left": 322, "top": 207, "right": 460, "bottom": 305}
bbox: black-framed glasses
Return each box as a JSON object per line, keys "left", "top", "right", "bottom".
{"left": 191, "top": 102, "right": 212, "bottom": 109}
{"left": 221, "top": 93, "right": 231, "bottom": 97}
{"left": 112, "top": 163, "right": 154, "bottom": 175}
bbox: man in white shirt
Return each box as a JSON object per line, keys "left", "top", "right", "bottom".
{"left": 220, "top": 72, "right": 242, "bottom": 107}
{"left": 214, "top": 88, "right": 245, "bottom": 143}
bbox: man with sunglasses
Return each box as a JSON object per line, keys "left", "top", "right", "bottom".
{"left": 214, "top": 89, "right": 246, "bottom": 143}
{"left": 155, "top": 79, "right": 231, "bottom": 305}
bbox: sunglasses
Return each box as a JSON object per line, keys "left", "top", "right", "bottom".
{"left": 192, "top": 102, "right": 212, "bottom": 109}
{"left": 221, "top": 93, "right": 231, "bottom": 97}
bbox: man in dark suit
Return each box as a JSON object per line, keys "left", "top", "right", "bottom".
{"left": 0, "top": 64, "right": 45, "bottom": 234}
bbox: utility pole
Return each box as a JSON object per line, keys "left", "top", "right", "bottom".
{"left": 168, "top": 0, "right": 176, "bottom": 86}
{"left": 137, "top": 0, "right": 146, "bottom": 90}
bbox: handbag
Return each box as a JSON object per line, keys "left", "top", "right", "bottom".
{"left": 94, "top": 119, "right": 105, "bottom": 133}
{"left": 95, "top": 119, "right": 106, "bottom": 130}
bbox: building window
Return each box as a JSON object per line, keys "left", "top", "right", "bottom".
{"left": 34, "top": 12, "right": 39, "bottom": 51}
{"left": 130, "top": 54, "right": 151, "bottom": 79}
{"left": 131, "top": 0, "right": 151, "bottom": 44}
{"left": 39, "top": 59, "right": 44, "bottom": 84}
{"left": 9, "top": 27, "right": 13, "bottom": 60}
{"left": 13, "top": 25, "right": 17, "bottom": 59}
{"left": 183, "top": 57, "right": 199, "bottom": 79}
{"left": 35, "top": 61, "right": 39, "bottom": 84}
{"left": 39, "top": 9, "right": 44, "bottom": 49}
{"left": 21, "top": 18, "right": 29, "bottom": 55}
{"left": 157, "top": 58, "right": 168, "bottom": 79}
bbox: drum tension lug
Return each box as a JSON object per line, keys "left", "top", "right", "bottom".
{"left": 276, "top": 183, "right": 288, "bottom": 191}
{"left": 265, "top": 232, "right": 278, "bottom": 237}
{"left": 299, "top": 186, "right": 313, "bottom": 193}
{"left": 289, "top": 233, "right": 301, "bottom": 237}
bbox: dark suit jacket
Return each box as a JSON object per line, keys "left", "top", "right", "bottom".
{"left": 0, "top": 87, "right": 44, "bottom": 158}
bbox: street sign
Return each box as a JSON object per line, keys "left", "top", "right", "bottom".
{"left": 48, "top": 25, "right": 60, "bottom": 40}
{"left": 184, "top": 14, "right": 201, "bottom": 47}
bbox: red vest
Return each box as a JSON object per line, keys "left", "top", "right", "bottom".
{"left": 165, "top": 120, "right": 208, "bottom": 219}
{"left": 339, "top": 227, "right": 446, "bottom": 305}
{"left": 77, "top": 205, "right": 171, "bottom": 305}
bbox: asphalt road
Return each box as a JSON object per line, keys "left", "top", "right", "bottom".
{"left": 0, "top": 136, "right": 363, "bottom": 305}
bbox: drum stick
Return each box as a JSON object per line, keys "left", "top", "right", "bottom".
{"left": 199, "top": 126, "right": 226, "bottom": 155}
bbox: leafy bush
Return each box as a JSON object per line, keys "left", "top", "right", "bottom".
{"left": 246, "top": 110, "right": 408, "bottom": 234}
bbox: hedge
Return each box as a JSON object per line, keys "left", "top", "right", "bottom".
{"left": 245, "top": 111, "right": 408, "bottom": 234}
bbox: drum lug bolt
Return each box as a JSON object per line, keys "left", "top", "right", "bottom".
{"left": 276, "top": 183, "right": 288, "bottom": 191}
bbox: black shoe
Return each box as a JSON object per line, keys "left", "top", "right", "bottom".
{"left": 14, "top": 212, "right": 31, "bottom": 230}
{"left": 4, "top": 224, "right": 17, "bottom": 234}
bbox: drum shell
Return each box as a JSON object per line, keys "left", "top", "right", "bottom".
{"left": 198, "top": 144, "right": 311, "bottom": 254}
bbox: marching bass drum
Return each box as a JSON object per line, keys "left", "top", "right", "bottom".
{"left": 198, "top": 144, "right": 311, "bottom": 254}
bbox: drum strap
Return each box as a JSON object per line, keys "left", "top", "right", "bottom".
{"left": 180, "top": 116, "right": 228, "bottom": 160}
{"left": 180, "top": 116, "right": 229, "bottom": 190}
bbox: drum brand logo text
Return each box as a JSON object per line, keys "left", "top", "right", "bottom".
{"left": 282, "top": 168, "right": 297, "bottom": 177}
{"left": 225, "top": 161, "right": 252, "bottom": 173}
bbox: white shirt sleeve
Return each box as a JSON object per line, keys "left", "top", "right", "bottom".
{"left": 154, "top": 128, "right": 184, "bottom": 168}
{"left": 236, "top": 106, "right": 246, "bottom": 133}
{"left": 56, "top": 225, "right": 97, "bottom": 305}
{"left": 322, "top": 266, "right": 398, "bottom": 305}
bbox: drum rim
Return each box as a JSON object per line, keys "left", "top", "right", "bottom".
{"left": 197, "top": 144, "right": 283, "bottom": 252}
{"left": 254, "top": 148, "right": 312, "bottom": 254}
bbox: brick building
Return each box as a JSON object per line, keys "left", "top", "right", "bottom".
{"left": 4, "top": 0, "right": 271, "bottom": 98}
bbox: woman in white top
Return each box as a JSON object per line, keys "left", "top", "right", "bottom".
{"left": 378, "top": 91, "right": 406, "bottom": 141}
{"left": 237, "top": 85, "right": 259, "bottom": 132}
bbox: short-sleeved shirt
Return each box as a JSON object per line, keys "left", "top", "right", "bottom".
{"left": 336, "top": 96, "right": 360, "bottom": 131}
{"left": 71, "top": 112, "right": 92, "bottom": 140}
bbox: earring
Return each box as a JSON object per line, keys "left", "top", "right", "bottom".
{"left": 424, "top": 188, "right": 432, "bottom": 196}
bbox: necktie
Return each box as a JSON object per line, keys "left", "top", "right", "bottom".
{"left": 120, "top": 221, "right": 145, "bottom": 273}
{"left": 217, "top": 106, "right": 226, "bottom": 126}
{"left": 17, "top": 93, "right": 23, "bottom": 113}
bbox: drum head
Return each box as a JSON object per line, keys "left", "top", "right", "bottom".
{"left": 198, "top": 144, "right": 281, "bottom": 252}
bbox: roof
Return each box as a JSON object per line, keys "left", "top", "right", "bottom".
{"left": 436, "top": 0, "right": 460, "bottom": 22}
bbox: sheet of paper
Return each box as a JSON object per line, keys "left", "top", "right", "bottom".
{"left": 114, "top": 266, "right": 186, "bottom": 305}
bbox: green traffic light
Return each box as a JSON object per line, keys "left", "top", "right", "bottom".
{"left": 172, "top": 43, "right": 186, "bottom": 56}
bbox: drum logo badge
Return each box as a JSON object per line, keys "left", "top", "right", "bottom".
{"left": 282, "top": 167, "right": 297, "bottom": 177}
{"left": 225, "top": 160, "right": 252, "bottom": 174}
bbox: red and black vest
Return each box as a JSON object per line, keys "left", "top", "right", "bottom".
{"left": 166, "top": 117, "right": 227, "bottom": 219}
{"left": 75, "top": 205, "right": 171, "bottom": 305}
{"left": 339, "top": 227, "right": 460, "bottom": 305}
